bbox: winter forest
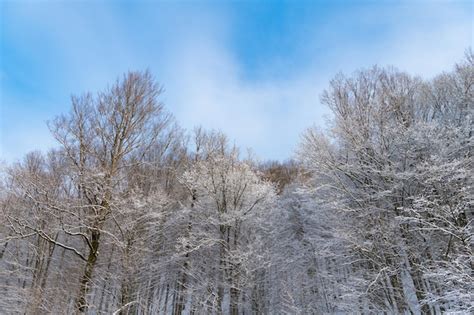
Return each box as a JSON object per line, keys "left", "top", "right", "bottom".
{"left": 0, "top": 50, "right": 472, "bottom": 314}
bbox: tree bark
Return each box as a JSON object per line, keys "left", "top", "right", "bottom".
{"left": 75, "top": 229, "right": 101, "bottom": 313}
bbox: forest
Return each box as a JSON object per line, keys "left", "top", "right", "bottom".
{"left": 0, "top": 52, "right": 472, "bottom": 314}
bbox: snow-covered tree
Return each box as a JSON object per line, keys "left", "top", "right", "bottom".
{"left": 298, "top": 52, "right": 473, "bottom": 314}
{"left": 1, "top": 52, "right": 471, "bottom": 314}
{"left": 175, "top": 131, "right": 276, "bottom": 314}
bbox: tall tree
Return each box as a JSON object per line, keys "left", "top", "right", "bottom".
{"left": 23, "top": 71, "right": 175, "bottom": 313}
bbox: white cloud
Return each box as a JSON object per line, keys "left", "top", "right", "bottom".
{"left": 158, "top": 29, "right": 329, "bottom": 160}
{"left": 1, "top": 1, "right": 472, "bottom": 162}
{"left": 157, "top": 2, "right": 471, "bottom": 160}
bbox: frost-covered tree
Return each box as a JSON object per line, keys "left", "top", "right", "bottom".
{"left": 175, "top": 131, "right": 276, "bottom": 314}
{"left": 1, "top": 71, "right": 180, "bottom": 314}
{"left": 1, "top": 52, "right": 472, "bottom": 315}
{"left": 298, "top": 51, "right": 473, "bottom": 314}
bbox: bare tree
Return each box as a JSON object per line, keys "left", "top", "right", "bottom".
{"left": 45, "top": 70, "right": 175, "bottom": 312}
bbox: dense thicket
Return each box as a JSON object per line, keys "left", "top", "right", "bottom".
{"left": 1, "top": 53, "right": 472, "bottom": 314}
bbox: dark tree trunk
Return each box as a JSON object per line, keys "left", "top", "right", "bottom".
{"left": 75, "top": 229, "right": 100, "bottom": 313}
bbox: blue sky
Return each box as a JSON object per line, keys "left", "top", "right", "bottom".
{"left": 1, "top": 0, "right": 472, "bottom": 163}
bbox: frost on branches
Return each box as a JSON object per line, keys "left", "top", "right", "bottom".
{"left": 298, "top": 51, "right": 473, "bottom": 314}
{"left": 0, "top": 53, "right": 472, "bottom": 314}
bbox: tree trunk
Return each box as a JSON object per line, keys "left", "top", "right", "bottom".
{"left": 230, "top": 225, "right": 240, "bottom": 315}
{"left": 75, "top": 229, "right": 101, "bottom": 313}
{"left": 230, "top": 286, "right": 239, "bottom": 315}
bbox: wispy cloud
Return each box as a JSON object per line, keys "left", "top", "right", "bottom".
{"left": 1, "top": 1, "right": 472, "bottom": 162}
